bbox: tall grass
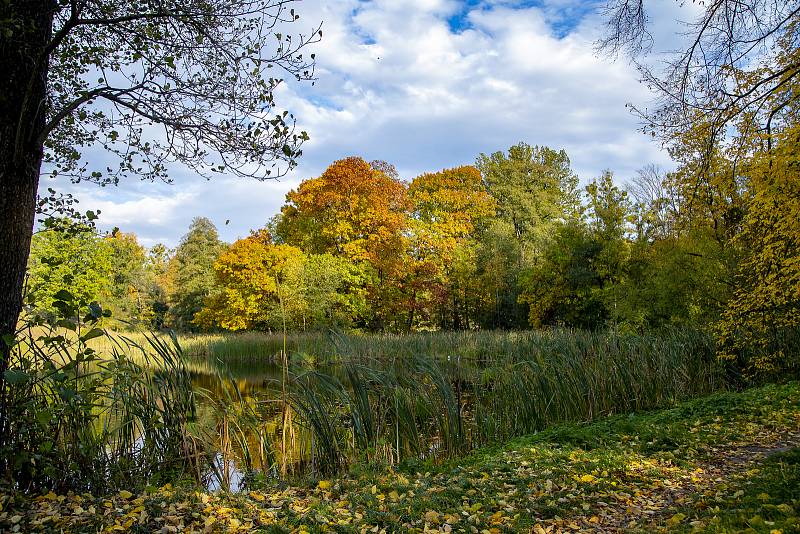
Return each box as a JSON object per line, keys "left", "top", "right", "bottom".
{"left": 2, "top": 323, "right": 197, "bottom": 493}
{"left": 5, "top": 322, "right": 724, "bottom": 491}
{"left": 284, "top": 328, "right": 721, "bottom": 473}
{"left": 3, "top": 320, "right": 288, "bottom": 493}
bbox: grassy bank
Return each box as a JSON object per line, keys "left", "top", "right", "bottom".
{"left": 2, "top": 381, "right": 797, "bottom": 533}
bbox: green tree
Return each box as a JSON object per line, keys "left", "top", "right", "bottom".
{"left": 473, "top": 219, "right": 528, "bottom": 329}
{"left": 301, "top": 253, "right": 370, "bottom": 328}
{"left": 143, "top": 243, "right": 172, "bottom": 329}
{"left": 164, "top": 217, "right": 226, "bottom": 330}
{"left": 105, "top": 232, "right": 152, "bottom": 325}
{"left": 518, "top": 220, "right": 607, "bottom": 329}
{"left": 26, "top": 224, "right": 112, "bottom": 316}
{"left": 519, "top": 172, "right": 633, "bottom": 330}
{"left": 474, "top": 143, "right": 580, "bottom": 328}
{"left": 476, "top": 143, "right": 579, "bottom": 257}
{"left": 585, "top": 171, "right": 632, "bottom": 329}
{"left": 617, "top": 228, "right": 730, "bottom": 330}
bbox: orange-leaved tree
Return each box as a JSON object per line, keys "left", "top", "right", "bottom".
{"left": 278, "top": 157, "right": 409, "bottom": 267}
{"left": 277, "top": 157, "right": 410, "bottom": 329}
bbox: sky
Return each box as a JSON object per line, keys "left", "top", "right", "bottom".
{"left": 42, "top": 0, "right": 697, "bottom": 248}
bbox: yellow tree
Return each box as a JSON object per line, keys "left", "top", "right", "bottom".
{"left": 406, "top": 166, "right": 496, "bottom": 328}
{"left": 717, "top": 123, "right": 800, "bottom": 373}
{"left": 196, "top": 231, "right": 306, "bottom": 331}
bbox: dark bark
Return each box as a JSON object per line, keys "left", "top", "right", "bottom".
{"left": 0, "top": 1, "right": 54, "bottom": 462}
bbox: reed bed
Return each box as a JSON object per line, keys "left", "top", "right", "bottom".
{"left": 3, "top": 325, "right": 197, "bottom": 493}
{"left": 136, "top": 327, "right": 722, "bottom": 477}
{"left": 278, "top": 328, "right": 723, "bottom": 474}
{"left": 6, "top": 324, "right": 724, "bottom": 491}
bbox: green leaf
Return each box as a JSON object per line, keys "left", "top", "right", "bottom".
{"left": 2, "top": 334, "right": 16, "bottom": 348}
{"left": 80, "top": 328, "right": 105, "bottom": 342}
{"left": 54, "top": 289, "right": 74, "bottom": 301}
{"left": 35, "top": 409, "right": 53, "bottom": 426}
{"left": 4, "top": 369, "right": 31, "bottom": 385}
{"left": 56, "top": 319, "right": 77, "bottom": 331}
{"left": 58, "top": 387, "right": 77, "bottom": 402}
{"left": 87, "top": 302, "right": 104, "bottom": 320}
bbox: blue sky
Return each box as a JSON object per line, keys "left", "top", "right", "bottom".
{"left": 45, "top": 0, "right": 693, "bottom": 248}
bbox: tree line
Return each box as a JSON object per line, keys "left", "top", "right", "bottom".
{"left": 27, "top": 128, "right": 800, "bottom": 376}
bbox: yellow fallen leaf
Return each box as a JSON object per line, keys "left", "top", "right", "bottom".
{"left": 667, "top": 513, "right": 686, "bottom": 526}
{"left": 318, "top": 480, "right": 332, "bottom": 490}
{"left": 424, "top": 510, "right": 439, "bottom": 523}
{"left": 119, "top": 490, "right": 133, "bottom": 500}
{"left": 580, "top": 474, "right": 596, "bottom": 483}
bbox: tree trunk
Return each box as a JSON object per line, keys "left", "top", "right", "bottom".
{"left": 0, "top": 1, "right": 53, "bottom": 464}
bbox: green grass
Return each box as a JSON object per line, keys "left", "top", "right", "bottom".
{"left": 3, "top": 381, "right": 797, "bottom": 533}
{"left": 99, "top": 328, "right": 718, "bottom": 367}
{"left": 669, "top": 447, "right": 800, "bottom": 533}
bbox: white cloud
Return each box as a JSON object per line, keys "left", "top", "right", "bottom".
{"left": 43, "top": 0, "right": 691, "bottom": 247}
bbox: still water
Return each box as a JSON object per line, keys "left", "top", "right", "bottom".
{"left": 182, "top": 353, "right": 476, "bottom": 491}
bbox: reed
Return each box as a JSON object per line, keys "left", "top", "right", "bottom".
{"left": 4, "top": 321, "right": 724, "bottom": 491}
{"left": 283, "top": 328, "right": 722, "bottom": 473}
{"left": 3, "top": 323, "right": 197, "bottom": 493}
